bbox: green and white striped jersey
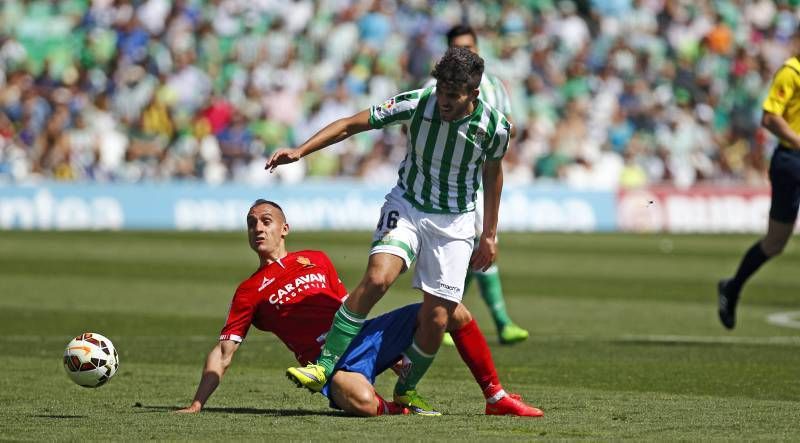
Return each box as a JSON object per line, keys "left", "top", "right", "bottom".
{"left": 369, "top": 86, "right": 511, "bottom": 214}
{"left": 478, "top": 74, "right": 512, "bottom": 116}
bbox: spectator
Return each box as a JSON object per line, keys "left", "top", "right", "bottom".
{"left": 0, "top": 0, "right": 792, "bottom": 188}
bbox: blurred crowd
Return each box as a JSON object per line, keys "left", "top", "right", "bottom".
{"left": 1, "top": 0, "right": 799, "bottom": 188}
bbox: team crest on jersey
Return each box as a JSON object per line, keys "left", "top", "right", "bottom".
{"left": 474, "top": 128, "right": 487, "bottom": 147}
{"left": 296, "top": 256, "right": 315, "bottom": 268}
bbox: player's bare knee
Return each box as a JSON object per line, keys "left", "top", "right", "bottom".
{"left": 350, "top": 388, "right": 378, "bottom": 417}
{"left": 760, "top": 238, "right": 787, "bottom": 257}
{"left": 361, "top": 265, "right": 399, "bottom": 295}
{"left": 339, "top": 388, "right": 377, "bottom": 417}
{"left": 447, "top": 303, "right": 473, "bottom": 332}
{"left": 361, "top": 274, "right": 392, "bottom": 297}
{"left": 762, "top": 242, "right": 785, "bottom": 257}
{"left": 331, "top": 372, "right": 378, "bottom": 417}
{"left": 421, "top": 305, "right": 451, "bottom": 333}
{"left": 763, "top": 219, "right": 794, "bottom": 257}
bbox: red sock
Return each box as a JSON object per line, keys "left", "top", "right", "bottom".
{"left": 374, "top": 391, "right": 388, "bottom": 416}
{"left": 374, "top": 391, "right": 407, "bottom": 415}
{"left": 451, "top": 319, "right": 503, "bottom": 399}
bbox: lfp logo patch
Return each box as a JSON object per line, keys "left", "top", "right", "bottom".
{"left": 380, "top": 98, "right": 395, "bottom": 111}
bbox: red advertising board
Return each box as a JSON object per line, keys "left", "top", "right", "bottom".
{"left": 618, "top": 186, "right": 773, "bottom": 233}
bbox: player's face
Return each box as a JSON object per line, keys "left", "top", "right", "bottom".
{"left": 246, "top": 204, "right": 288, "bottom": 256}
{"left": 436, "top": 82, "right": 479, "bottom": 121}
{"left": 450, "top": 34, "right": 478, "bottom": 54}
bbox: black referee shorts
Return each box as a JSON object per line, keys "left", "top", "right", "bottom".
{"left": 769, "top": 145, "right": 800, "bottom": 223}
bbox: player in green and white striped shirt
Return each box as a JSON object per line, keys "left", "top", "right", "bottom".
{"left": 369, "top": 86, "right": 509, "bottom": 213}
{"left": 267, "top": 47, "right": 512, "bottom": 414}
{"left": 438, "top": 24, "right": 530, "bottom": 346}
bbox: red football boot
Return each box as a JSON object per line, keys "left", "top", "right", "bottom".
{"left": 485, "top": 394, "right": 544, "bottom": 417}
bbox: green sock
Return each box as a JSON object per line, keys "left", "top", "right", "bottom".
{"left": 394, "top": 339, "right": 436, "bottom": 394}
{"left": 317, "top": 304, "right": 366, "bottom": 376}
{"left": 474, "top": 266, "right": 513, "bottom": 331}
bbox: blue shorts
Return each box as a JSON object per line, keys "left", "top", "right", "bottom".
{"left": 769, "top": 146, "right": 800, "bottom": 223}
{"left": 321, "top": 303, "right": 420, "bottom": 408}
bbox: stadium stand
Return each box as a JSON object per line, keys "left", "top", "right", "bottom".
{"left": 0, "top": 0, "right": 797, "bottom": 188}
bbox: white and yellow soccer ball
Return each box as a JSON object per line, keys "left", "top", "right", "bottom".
{"left": 63, "top": 332, "right": 119, "bottom": 388}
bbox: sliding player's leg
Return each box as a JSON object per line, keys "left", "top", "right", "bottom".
{"left": 288, "top": 193, "right": 419, "bottom": 392}
{"left": 321, "top": 303, "right": 420, "bottom": 415}
{"left": 328, "top": 371, "right": 408, "bottom": 416}
{"left": 287, "top": 253, "right": 406, "bottom": 392}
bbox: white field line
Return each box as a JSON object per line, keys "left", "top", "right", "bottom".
{"left": 0, "top": 335, "right": 260, "bottom": 343}
{"left": 615, "top": 334, "right": 800, "bottom": 346}
{"left": 3, "top": 334, "right": 800, "bottom": 346}
{"left": 4, "top": 332, "right": 800, "bottom": 346}
{"left": 766, "top": 311, "right": 800, "bottom": 330}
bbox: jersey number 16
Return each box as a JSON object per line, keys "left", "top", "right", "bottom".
{"left": 377, "top": 210, "right": 399, "bottom": 230}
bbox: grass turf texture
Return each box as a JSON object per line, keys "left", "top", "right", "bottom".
{"left": 1, "top": 231, "right": 799, "bottom": 439}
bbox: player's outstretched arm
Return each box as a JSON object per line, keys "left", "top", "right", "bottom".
{"left": 265, "top": 109, "right": 373, "bottom": 172}
{"left": 175, "top": 340, "right": 240, "bottom": 413}
{"left": 762, "top": 111, "right": 800, "bottom": 149}
{"left": 470, "top": 159, "right": 503, "bottom": 272}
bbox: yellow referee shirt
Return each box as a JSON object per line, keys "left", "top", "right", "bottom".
{"left": 763, "top": 56, "right": 800, "bottom": 147}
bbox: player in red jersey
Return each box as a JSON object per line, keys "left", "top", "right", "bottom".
{"left": 176, "top": 199, "right": 542, "bottom": 417}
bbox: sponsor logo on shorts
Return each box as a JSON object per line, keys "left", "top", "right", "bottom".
{"left": 439, "top": 282, "right": 461, "bottom": 294}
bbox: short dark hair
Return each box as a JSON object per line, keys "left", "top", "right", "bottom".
{"left": 446, "top": 24, "right": 477, "bottom": 46}
{"left": 249, "top": 199, "right": 286, "bottom": 221}
{"left": 431, "top": 47, "right": 484, "bottom": 91}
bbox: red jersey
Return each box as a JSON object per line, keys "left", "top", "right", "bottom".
{"left": 219, "top": 250, "right": 348, "bottom": 364}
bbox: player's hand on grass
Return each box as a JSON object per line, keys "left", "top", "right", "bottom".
{"left": 265, "top": 148, "right": 301, "bottom": 172}
{"left": 470, "top": 234, "right": 497, "bottom": 272}
{"left": 174, "top": 402, "right": 202, "bottom": 414}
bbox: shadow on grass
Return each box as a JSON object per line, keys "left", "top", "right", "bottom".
{"left": 32, "top": 415, "right": 87, "bottom": 419}
{"left": 135, "top": 405, "right": 341, "bottom": 417}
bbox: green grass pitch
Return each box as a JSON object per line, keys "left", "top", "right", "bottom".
{"left": 1, "top": 231, "right": 799, "bottom": 439}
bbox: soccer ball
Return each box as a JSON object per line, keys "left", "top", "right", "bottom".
{"left": 63, "top": 332, "right": 119, "bottom": 388}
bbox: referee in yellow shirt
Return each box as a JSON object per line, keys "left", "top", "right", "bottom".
{"left": 718, "top": 54, "right": 800, "bottom": 329}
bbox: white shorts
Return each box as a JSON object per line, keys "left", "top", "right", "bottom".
{"left": 370, "top": 187, "right": 476, "bottom": 303}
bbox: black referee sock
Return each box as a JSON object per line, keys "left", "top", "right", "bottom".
{"left": 729, "top": 241, "right": 770, "bottom": 296}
